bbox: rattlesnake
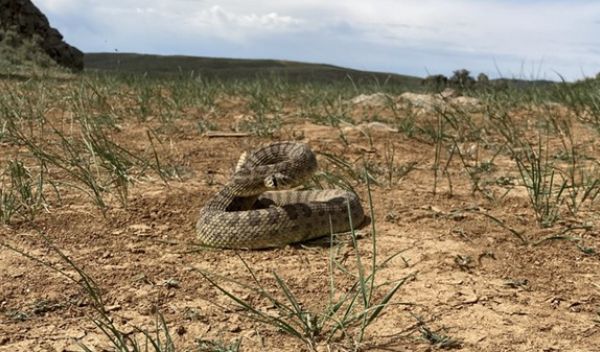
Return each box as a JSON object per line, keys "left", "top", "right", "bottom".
{"left": 196, "top": 142, "right": 365, "bottom": 249}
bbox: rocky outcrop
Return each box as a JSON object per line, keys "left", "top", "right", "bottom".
{"left": 350, "top": 89, "right": 481, "bottom": 113}
{"left": 0, "top": 0, "right": 83, "bottom": 71}
{"left": 398, "top": 91, "right": 481, "bottom": 112}
{"left": 350, "top": 93, "right": 393, "bottom": 107}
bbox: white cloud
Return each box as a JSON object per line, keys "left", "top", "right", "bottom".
{"left": 32, "top": 0, "right": 600, "bottom": 80}
{"left": 36, "top": 1, "right": 304, "bottom": 42}
{"left": 183, "top": 6, "right": 303, "bottom": 41}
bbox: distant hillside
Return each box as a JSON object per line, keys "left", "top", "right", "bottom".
{"left": 492, "top": 78, "right": 556, "bottom": 88}
{"left": 84, "top": 52, "right": 423, "bottom": 86}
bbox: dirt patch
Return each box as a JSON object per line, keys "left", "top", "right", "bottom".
{"left": 1, "top": 78, "right": 599, "bottom": 351}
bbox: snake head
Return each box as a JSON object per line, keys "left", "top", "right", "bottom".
{"left": 264, "top": 172, "right": 295, "bottom": 188}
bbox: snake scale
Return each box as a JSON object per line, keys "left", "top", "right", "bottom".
{"left": 196, "top": 142, "right": 365, "bottom": 249}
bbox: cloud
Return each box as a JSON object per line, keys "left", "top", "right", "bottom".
{"left": 183, "top": 6, "right": 303, "bottom": 42}
{"left": 32, "top": 0, "right": 600, "bottom": 80}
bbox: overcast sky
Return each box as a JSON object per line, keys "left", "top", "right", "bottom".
{"left": 34, "top": 0, "right": 600, "bottom": 81}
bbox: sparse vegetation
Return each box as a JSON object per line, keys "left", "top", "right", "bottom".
{"left": 419, "top": 325, "right": 462, "bottom": 349}
{"left": 0, "top": 28, "right": 66, "bottom": 77}
{"left": 1, "top": 62, "right": 599, "bottom": 351}
{"left": 197, "top": 179, "right": 414, "bottom": 351}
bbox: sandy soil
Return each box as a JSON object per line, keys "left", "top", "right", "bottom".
{"left": 1, "top": 84, "right": 599, "bottom": 351}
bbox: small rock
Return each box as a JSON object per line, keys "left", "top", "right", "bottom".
{"left": 350, "top": 93, "right": 392, "bottom": 107}
{"left": 162, "top": 278, "right": 180, "bottom": 288}
{"left": 105, "top": 304, "right": 121, "bottom": 312}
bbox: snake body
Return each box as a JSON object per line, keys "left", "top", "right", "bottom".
{"left": 196, "top": 142, "right": 365, "bottom": 249}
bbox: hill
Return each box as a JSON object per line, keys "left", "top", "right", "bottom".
{"left": 0, "top": 0, "right": 83, "bottom": 71}
{"left": 84, "top": 52, "right": 423, "bottom": 86}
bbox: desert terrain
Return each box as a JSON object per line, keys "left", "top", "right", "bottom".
{"left": 1, "top": 75, "right": 599, "bottom": 351}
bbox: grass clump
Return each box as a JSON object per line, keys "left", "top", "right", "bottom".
{"left": 0, "top": 159, "right": 48, "bottom": 224}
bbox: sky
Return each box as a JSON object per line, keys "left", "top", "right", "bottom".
{"left": 34, "top": 0, "right": 600, "bottom": 81}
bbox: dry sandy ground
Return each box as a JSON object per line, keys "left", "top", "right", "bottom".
{"left": 1, "top": 87, "right": 599, "bottom": 351}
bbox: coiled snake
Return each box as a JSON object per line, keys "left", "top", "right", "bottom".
{"left": 196, "top": 142, "right": 365, "bottom": 249}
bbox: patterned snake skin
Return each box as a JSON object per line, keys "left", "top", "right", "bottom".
{"left": 196, "top": 142, "right": 365, "bottom": 248}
